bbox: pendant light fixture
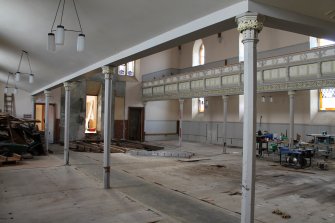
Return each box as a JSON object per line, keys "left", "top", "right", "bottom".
{"left": 15, "top": 50, "right": 35, "bottom": 84}
{"left": 48, "top": 0, "right": 86, "bottom": 52}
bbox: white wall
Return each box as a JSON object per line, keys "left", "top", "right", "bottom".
{"left": 258, "top": 27, "right": 308, "bottom": 52}
{"left": 34, "top": 86, "right": 61, "bottom": 119}
{"left": 0, "top": 82, "right": 33, "bottom": 118}
{"left": 257, "top": 90, "right": 310, "bottom": 125}
{"left": 140, "top": 48, "right": 180, "bottom": 75}
{"left": 177, "top": 27, "right": 308, "bottom": 69}
{"left": 310, "top": 89, "right": 335, "bottom": 125}
{"left": 145, "top": 100, "right": 179, "bottom": 121}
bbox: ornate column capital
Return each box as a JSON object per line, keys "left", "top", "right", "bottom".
{"left": 63, "top": 82, "right": 72, "bottom": 91}
{"left": 44, "top": 90, "right": 51, "bottom": 97}
{"left": 236, "top": 12, "right": 264, "bottom": 33}
{"left": 288, "top": 90, "right": 296, "bottom": 96}
{"left": 222, "top": 95, "right": 229, "bottom": 101}
{"left": 101, "top": 65, "right": 116, "bottom": 79}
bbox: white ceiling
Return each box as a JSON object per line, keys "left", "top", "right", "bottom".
{"left": 0, "top": 0, "right": 334, "bottom": 95}
{"left": 254, "top": 0, "right": 335, "bottom": 23}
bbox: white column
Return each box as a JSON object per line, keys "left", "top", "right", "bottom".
{"left": 31, "top": 96, "right": 35, "bottom": 120}
{"left": 143, "top": 101, "right": 147, "bottom": 141}
{"left": 63, "top": 82, "right": 71, "bottom": 165}
{"left": 288, "top": 90, "right": 295, "bottom": 146}
{"left": 123, "top": 96, "right": 126, "bottom": 140}
{"left": 101, "top": 65, "right": 115, "bottom": 189}
{"left": 222, "top": 95, "right": 228, "bottom": 153}
{"left": 178, "top": 99, "right": 184, "bottom": 147}
{"left": 44, "top": 90, "right": 51, "bottom": 155}
{"left": 236, "top": 13, "right": 264, "bottom": 223}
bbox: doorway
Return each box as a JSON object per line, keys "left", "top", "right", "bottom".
{"left": 34, "top": 103, "right": 56, "bottom": 143}
{"left": 128, "top": 107, "right": 144, "bottom": 141}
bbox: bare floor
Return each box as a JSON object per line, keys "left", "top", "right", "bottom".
{"left": 1, "top": 141, "right": 335, "bottom": 223}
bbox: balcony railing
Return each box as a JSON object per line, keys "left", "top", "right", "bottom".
{"left": 142, "top": 45, "right": 335, "bottom": 101}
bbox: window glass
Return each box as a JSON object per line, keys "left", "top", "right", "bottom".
{"left": 199, "top": 44, "right": 205, "bottom": 65}
{"left": 118, "top": 64, "right": 126, "bottom": 75}
{"left": 118, "top": 61, "right": 135, "bottom": 76}
{"left": 319, "top": 88, "right": 335, "bottom": 111}
{"left": 192, "top": 39, "right": 204, "bottom": 67}
{"left": 127, "top": 61, "right": 135, "bottom": 76}
{"left": 239, "top": 33, "right": 244, "bottom": 62}
{"left": 310, "top": 37, "right": 335, "bottom": 49}
{"left": 198, "top": 97, "right": 205, "bottom": 113}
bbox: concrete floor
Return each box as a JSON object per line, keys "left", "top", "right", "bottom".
{"left": 1, "top": 141, "right": 334, "bottom": 223}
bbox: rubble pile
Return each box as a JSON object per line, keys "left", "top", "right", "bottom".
{"left": 0, "top": 113, "right": 44, "bottom": 159}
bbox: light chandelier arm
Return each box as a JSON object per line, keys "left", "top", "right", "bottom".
{"left": 15, "top": 50, "right": 24, "bottom": 81}
{"left": 60, "top": 0, "right": 65, "bottom": 25}
{"left": 15, "top": 50, "right": 34, "bottom": 84}
{"left": 5, "top": 72, "right": 11, "bottom": 87}
{"left": 50, "top": 0, "right": 62, "bottom": 32}
{"left": 73, "top": 0, "right": 83, "bottom": 33}
{"left": 16, "top": 50, "right": 24, "bottom": 72}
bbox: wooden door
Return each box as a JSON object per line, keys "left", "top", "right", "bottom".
{"left": 128, "top": 107, "right": 144, "bottom": 141}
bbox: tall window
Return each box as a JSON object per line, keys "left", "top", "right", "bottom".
{"left": 310, "top": 37, "right": 335, "bottom": 49}
{"left": 239, "top": 33, "right": 244, "bottom": 62}
{"left": 199, "top": 43, "right": 205, "bottom": 65}
{"left": 319, "top": 88, "right": 335, "bottom": 111}
{"left": 198, "top": 97, "right": 205, "bottom": 113}
{"left": 118, "top": 61, "right": 135, "bottom": 76}
{"left": 192, "top": 39, "right": 205, "bottom": 66}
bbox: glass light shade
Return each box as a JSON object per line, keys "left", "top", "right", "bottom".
{"left": 55, "top": 25, "right": 65, "bottom": 45}
{"left": 4, "top": 87, "right": 8, "bottom": 94}
{"left": 77, "top": 34, "right": 85, "bottom": 52}
{"left": 15, "top": 72, "right": 21, "bottom": 82}
{"left": 261, "top": 96, "right": 265, "bottom": 103}
{"left": 29, "top": 74, "right": 34, "bottom": 84}
{"left": 14, "top": 88, "right": 18, "bottom": 94}
{"left": 47, "top": 33, "right": 56, "bottom": 51}
{"left": 269, "top": 96, "right": 273, "bottom": 103}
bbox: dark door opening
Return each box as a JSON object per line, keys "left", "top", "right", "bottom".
{"left": 128, "top": 107, "right": 144, "bottom": 142}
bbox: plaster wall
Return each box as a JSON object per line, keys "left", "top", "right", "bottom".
{"left": 35, "top": 87, "right": 61, "bottom": 119}
{"left": 140, "top": 48, "right": 180, "bottom": 75}
{"left": 0, "top": 82, "right": 33, "bottom": 118}
{"left": 0, "top": 83, "right": 4, "bottom": 111}
{"left": 178, "top": 27, "right": 308, "bottom": 69}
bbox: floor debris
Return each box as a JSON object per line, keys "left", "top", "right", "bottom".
{"left": 69, "top": 138, "right": 164, "bottom": 154}
{"left": 272, "top": 209, "right": 291, "bottom": 219}
{"left": 0, "top": 113, "right": 44, "bottom": 157}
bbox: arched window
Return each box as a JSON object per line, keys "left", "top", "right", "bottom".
{"left": 239, "top": 33, "right": 244, "bottom": 62}
{"left": 118, "top": 61, "right": 135, "bottom": 76}
{"left": 310, "top": 37, "right": 335, "bottom": 49}
{"left": 198, "top": 97, "right": 205, "bottom": 113}
{"left": 199, "top": 43, "right": 205, "bottom": 65}
{"left": 192, "top": 39, "right": 205, "bottom": 66}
